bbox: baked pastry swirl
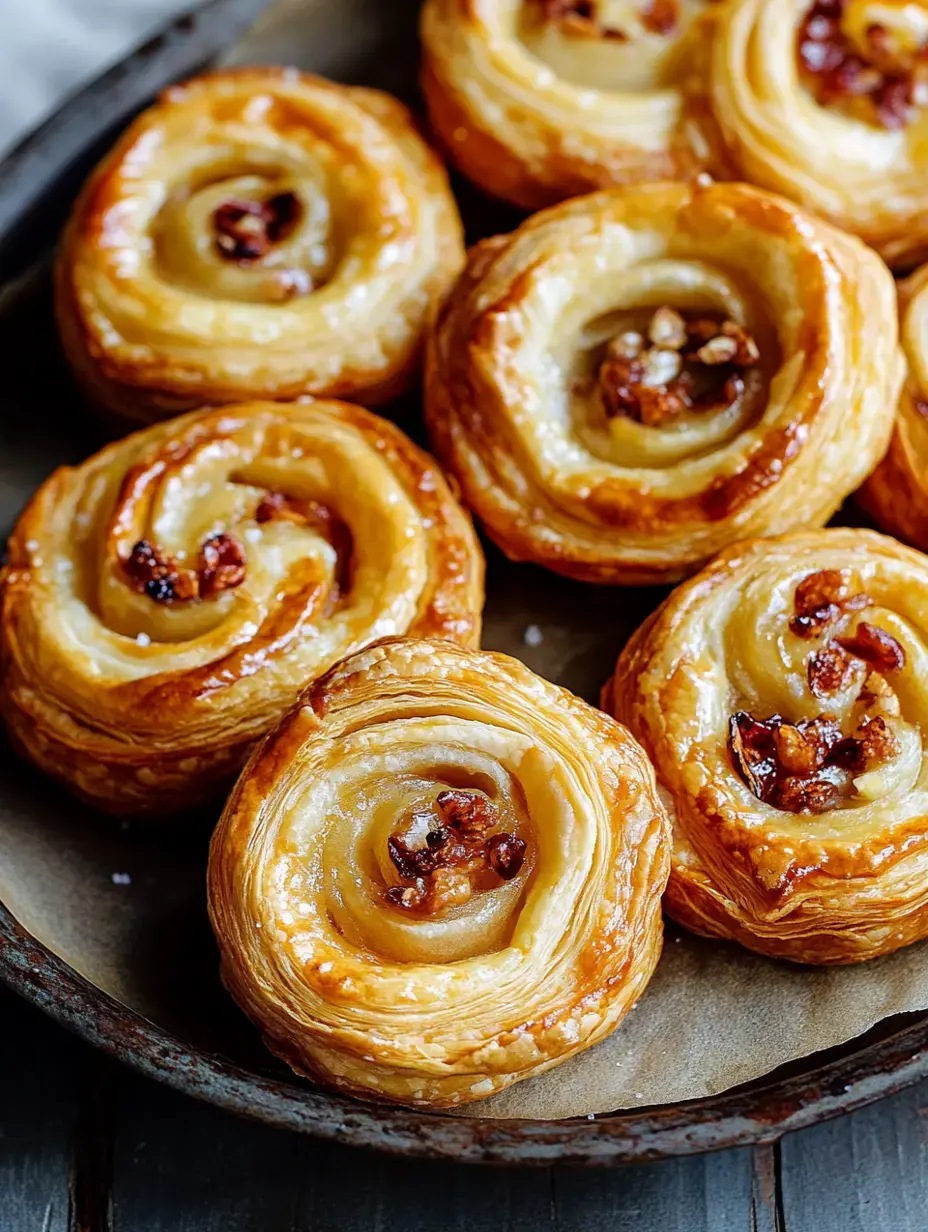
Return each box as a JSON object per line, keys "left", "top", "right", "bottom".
{"left": 55, "top": 69, "right": 464, "bottom": 425}
{"left": 605, "top": 529, "right": 928, "bottom": 964}
{"left": 0, "top": 402, "right": 483, "bottom": 815}
{"left": 425, "top": 180, "right": 902, "bottom": 584}
{"left": 421, "top": 0, "right": 725, "bottom": 210}
{"left": 714, "top": 0, "right": 928, "bottom": 267}
{"left": 207, "top": 637, "right": 669, "bottom": 1106}
{"left": 860, "top": 264, "right": 928, "bottom": 550}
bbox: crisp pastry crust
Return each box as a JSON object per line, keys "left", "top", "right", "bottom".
{"left": 860, "top": 265, "right": 928, "bottom": 549}
{"left": 0, "top": 401, "right": 483, "bottom": 815}
{"left": 421, "top": 0, "right": 726, "bottom": 210}
{"left": 605, "top": 529, "right": 928, "bottom": 965}
{"left": 714, "top": 0, "right": 928, "bottom": 267}
{"left": 207, "top": 637, "right": 669, "bottom": 1107}
{"left": 425, "top": 180, "right": 902, "bottom": 585}
{"left": 55, "top": 69, "right": 464, "bottom": 426}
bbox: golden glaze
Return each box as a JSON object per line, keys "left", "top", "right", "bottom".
{"left": 55, "top": 69, "right": 464, "bottom": 426}
{"left": 606, "top": 530, "right": 928, "bottom": 965}
{"left": 860, "top": 265, "right": 928, "bottom": 549}
{"left": 207, "top": 637, "right": 669, "bottom": 1107}
{"left": 425, "top": 180, "right": 902, "bottom": 585}
{"left": 0, "top": 402, "right": 483, "bottom": 815}
{"left": 714, "top": 0, "right": 928, "bottom": 267}
{"left": 421, "top": 0, "right": 726, "bottom": 210}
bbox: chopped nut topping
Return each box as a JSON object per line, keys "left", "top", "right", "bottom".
{"left": 789, "top": 569, "right": 870, "bottom": 639}
{"left": 598, "top": 307, "right": 759, "bottom": 427}
{"left": 797, "top": 1, "right": 928, "bottom": 130}
{"left": 123, "top": 540, "right": 199, "bottom": 604}
{"left": 533, "top": 0, "right": 679, "bottom": 40}
{"left": 728, "top": 707, "right": 899, "bottom": 814}
{"left": 213, "top": 191, "right": 302, "bottom": 264}
{"left": 836, "top": 621, "right": 907, "bottom": 674}
{"left": 123, "top": 535, "right": 247, "bottom": 605}
{"left": 640, "top": 0, "right": 680, "bottom": 36}
{"left": 198, "top": 533, "right": 247, "bottom": 599}
{"left": 385, "top": 790, "right": 527, "bottom": 915}
{"left": 807, "top": 641, "right": 861, "bottom": 699}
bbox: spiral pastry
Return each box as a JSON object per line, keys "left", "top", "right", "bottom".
{"left": 860, "top": 265, "right": 928, "bottom": 550}
{"left": 207, "top": 637, "right": 669, "bottom": 1106}
{"left": 55, "top": 69, "right": 464, "bottom": 426}
{"left": 0, "top": 402, "right": 483, "bottom": 816}
{"left": 605, "top": 529, "right": 928, "bottom": 965}
{"left": 714, "top": 0, "right": 928, "bottom": 267}
{"left": 425, "top": 180, "right": 902, "bottom": 585}
{"left": 420, "top": 0, "right": 725, "bottom": 210}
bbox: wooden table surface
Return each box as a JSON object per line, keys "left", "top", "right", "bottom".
{"left": 4, "top": 987, "right": 928, "bottom": 1231}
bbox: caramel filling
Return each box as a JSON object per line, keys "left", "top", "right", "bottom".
{"left": 212, "top": 191, "right": 302, "bottom": 264}
{"left": 797, "top": 1, "right": 928, "bottom": 130}
{"left": 598, "top": 306, "right": 760, "bottom": 427}
{"left": 385, "top": 790, "right": 527, "bottom": 916}
{"left": 728, "top": 569, "right": 908, "bottom": 813}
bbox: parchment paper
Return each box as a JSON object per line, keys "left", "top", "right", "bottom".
{"left": 1, "top": 0, "right": 926, "bottom": 1122}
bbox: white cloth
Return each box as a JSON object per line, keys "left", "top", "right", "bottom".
{"left": 0, "top": 0, "right": 200, "bottom": 157}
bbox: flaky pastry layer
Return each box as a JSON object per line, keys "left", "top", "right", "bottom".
{"left": 714, "top": 0, "right": 928, "bottom": 267}
{"left": 421, "top": 0, "right": 725, "bottom": 209}
{"left": 208, "top": 637, "right": 669, "bottom": 1107}
{"left": 860, "top": 264, "right": 928, "bottom": 551}
{"left": 0, "top": 402, "right": 482, "bottom": 815}
{"left": 55, "top": 69, "right": 464, "bottom": 425}
{"left": 606, "top": 529, "right": 928, "bottom": 964}
{"left": 426, "top": 180, "right": 901, "bottom": 584}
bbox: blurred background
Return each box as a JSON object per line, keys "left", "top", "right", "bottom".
{"left": 0, "top": 0, "right": 197, "bottom": 155}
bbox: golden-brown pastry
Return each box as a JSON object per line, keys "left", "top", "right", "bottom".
{"left": 605, "top": 529, "right": 928, "bottom": 965}
{"left": 55, "top": 69, "right": 464, "bottom": 426}
{"left": 420, "top": 0, "right": 726, "bottom": 210}
{"left": 425, "top": 180, "right": 902, "bottom": 585}
{"left": 713, "top": 0, "right": 928, "bottom": 267}
{"left": 859, "top": 264, "right": 928, "bottom": 549}
{"left": 208, "top": 637, "right": 669, "bottom": 1107}
{"left": 0, "top": 402, "right": 483, "bottom": 815}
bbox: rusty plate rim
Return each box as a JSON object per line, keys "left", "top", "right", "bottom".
{"left": 4, "top": 901, "right": 928, "bottom": 1164}
{"left": 4, "top": 0, "right": 928, "bottom": 1166}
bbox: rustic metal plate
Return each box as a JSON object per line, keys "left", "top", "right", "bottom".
{"left": 2, "top": 0, "right": 928, "bottom": 1165}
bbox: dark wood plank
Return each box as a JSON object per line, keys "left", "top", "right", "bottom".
{"left": 780, "top": 1082, "right": 928, "bottom": 1232}
{"left": 0, "top": 991, "right": 81, "bottom": 1232}
{"left": 109, "top": 1065, "right": 755, "bottom": 1232}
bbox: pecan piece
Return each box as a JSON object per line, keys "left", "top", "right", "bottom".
{"left": 836, "top": 622, "right": 906, "bottom": 674}
{"left": 807, "top": 641, "right": 861, "bottom": 698}
{"left": 729, "top": 711, "right": 851, "bottom": 814}
{"left": 790, "top": 569, "right": 870, "bottom": 638}
{"left": 386, "top": 791, "right": 528, "bottom": 914}
{"left": 213, "top": 191, "right": 301, "bottom": 264}
{"left": 598, "top": 307, "right": 759, "bottom": 426}
{"left": 123, "top": 540, "right": 198, "bottom": 604}
{"left": 199, "top": 533, "right": 247, "bottom": 599}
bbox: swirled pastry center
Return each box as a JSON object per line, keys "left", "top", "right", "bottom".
{"left": 594, "top": 305, "right": 760, "bottom": 427}
{"left": 528, "top": 0, "right": 681, "bottom": 40}
{"left": 385, "top": 788, "right": 528, "bottom": 915}
{"left": 798, "top": 0, "right": 928, "bottom": 129}
{"left": 518, "top": 0, "right": 710, "bottom": 90}
{"left": 728, "top": 569, "right": 913, "bottom": 813}
{"left": 152, "top": 155, "right": 339, "bottom": 305}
